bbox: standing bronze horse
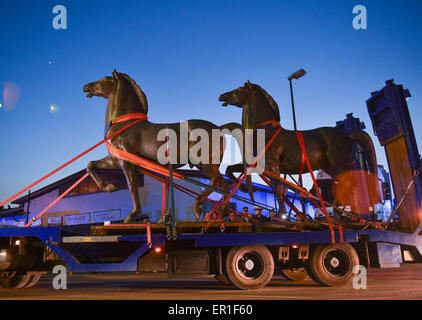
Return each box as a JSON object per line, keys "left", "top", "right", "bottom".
{"left": 219, "top": 81, "right": 381, "bottom": 216}
{"left": 83, "top": 70, "right": 241, "bottom": 223}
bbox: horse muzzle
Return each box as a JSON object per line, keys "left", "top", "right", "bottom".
{"left": 83, "top": 84, "right": 94, "bottom": 98}
{"left": 218, "top": 94, "right": 229, "bottom": 107}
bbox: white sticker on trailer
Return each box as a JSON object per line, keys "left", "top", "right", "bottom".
{"left": 92, "top": 211, "right": 121, "bottom": 223}
{"left": 65, "top": 213, "right": 90, "bottom": 225}
{"left": 48, "top": 216, "right": 62, "bottom": 225}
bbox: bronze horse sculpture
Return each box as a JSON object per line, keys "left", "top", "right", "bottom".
{"left": 83, "top": 70, "right": 242, "bottom": 223}
{"left": 219, "top": 81, "right": 381, "bottom": 217}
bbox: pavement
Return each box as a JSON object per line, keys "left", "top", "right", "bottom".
{"left": 0, "top": 263, "right": 421, "bottom": 300}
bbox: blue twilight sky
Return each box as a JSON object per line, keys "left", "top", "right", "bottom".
{"left": 0, "top": 0, "right": 421, "bottom": 206}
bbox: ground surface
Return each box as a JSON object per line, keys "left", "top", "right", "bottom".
{"left": 0, "top": 263, "right": 421, "bottom": 300}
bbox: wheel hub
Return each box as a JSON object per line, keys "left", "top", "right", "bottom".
{"left": 244, "top": 259, "right": 255, "bottom": 271}
{"left": 330, "top": 257, "right": 340, "bottom": 268}
{"left": 236, "top": 251, "right": 264, "bottom": 279}
{"left": 322, "top": 249, "right": 351, "bottom": 277}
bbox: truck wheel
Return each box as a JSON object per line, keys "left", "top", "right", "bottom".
{"left": 280, "top": 268, "right": 308, "bottom": 281}
{"left": 0, "top": 271, "right": 31, "bottom": 289}
{"left": 225, "top": 245, "right": 274, "bottom": 290}
{"left": 306, "top": 243, "right": 359, "bottom": 287}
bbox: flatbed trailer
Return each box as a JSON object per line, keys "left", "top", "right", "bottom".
{"left": 1, "top": 221, "right": 421, "bottom": 290}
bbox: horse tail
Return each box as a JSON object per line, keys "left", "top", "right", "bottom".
{"left": 348, "top": 130, "right": 382, "bottom": 204}
{"left": 218, "top": 122, "right": 255, "bottom": 200}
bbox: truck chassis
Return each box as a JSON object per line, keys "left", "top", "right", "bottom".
{"left": 1, "top": 222, "right": 421, "bottom": 290}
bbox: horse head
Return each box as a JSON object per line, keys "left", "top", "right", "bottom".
{"left": 83, "top": 70, "right": 120, "bottom": 99}
{"left": 219, "top": 81, "right": 280, "bottom": 127}
{"left": 83, "top": 70, "right": 148, "bottom": 116}
{"left": 219, "top": 81, "right": 253, "bottom": 108}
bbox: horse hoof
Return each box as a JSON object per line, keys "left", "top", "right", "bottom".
{"left": 193, "top": 211, "right": 201, "bottom": 221}
{"left": 124, "top": 214, "right": 137, "bottom": 224}
{"left": 193, "top": 201, "right": 203, "bottom": 219}
{"left": 193, "top": 207, "right": 202, "bottom": 220}
{"left": 104, "top": 183, "right": 118, "bottom": 193}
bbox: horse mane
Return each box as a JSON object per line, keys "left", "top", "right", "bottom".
{"left": 250, "top": 83, "right": 280, "bottom": 122}
{"left": 117, "top": 72, "right": 149, "bottom": 114}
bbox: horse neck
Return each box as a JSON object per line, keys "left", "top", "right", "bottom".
{"left": 105, "top": 81, "right": 147, "bottom": 125}
{"left": 243, "top": 90, "right": 278, "bottom": 128}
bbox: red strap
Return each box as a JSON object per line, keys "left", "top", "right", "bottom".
{"left": 106, "top": 116, "right": 186, "bottom": 180}
{"left": 25, "top": 173, "right": 89, "bottom": 227}
{"left": 255, "top": 120, "right": 281, "bottom": 128}
{"left": 204, "top": 197, "right": 225, "bottom": 221}
{"left": 219, "top": 126, "right": 282, "bottom": 210}
{"left": 295, "top": 131, "right": 336, "bottom": 243}
{"left": 336, "top": 225, "right": 344, "bottom": 243}
{"left": 146, "top": 222, "right": 152, "bottom": 247}
{"left": 1, "top": 114, "right": 147, "bottom": 208}
{"left": 111, "top": 113, "right": 148, "bottom": 125}
{"left": 105, "top": 142, "right": 184, "bottom": 180}
{"left": 298, "top": 149, "right": 305, "bottom": 184}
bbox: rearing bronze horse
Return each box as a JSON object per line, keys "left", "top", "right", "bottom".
{"left": 83, "top": 70, "right": 241, "bottom": 223}
{"left": 219, "top": 81, "right": 381, "bottom": 215}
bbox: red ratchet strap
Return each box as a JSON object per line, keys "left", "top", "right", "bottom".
{"left": 136, "top": 166, "right": 255, "bottom": 225}
{"left": 105, "top": 114, "right": 183, "bottom": 180}
{"left": 255, "top": 120, "right": 280, "bottom": 129}
{"left": 0, "top": 113, "right": 147, "bottom": 209}
{"left": 162, "top": 183, "right": 166, "bottom": 218}
{"left": 295, "top": 131, "right": 342, "bottom": 243}
{"left": 200, "top": 121, "right": 282, "bottom": 232}
{"left": 146, "top": 222, "right": 152, "bottom": 247}
{"left": 204, "top": 197, "right": 225, "bottom": 221}
{"left": 173, "top": 180, "right": 259, "bottom": 224}
{"left": 25, "top": 173, "right": 89, "bottom": 227}
{"left": 288, "top": 156, "right": 305, "bottom": 217}
{"left": 287, "top": 155, "right": 305, "bottom": 218}
{"left": 259, "top": 173, "right": 307, "bottom": 220}
{"left": 219, "top": 123, "right": 282, "bottom": 210}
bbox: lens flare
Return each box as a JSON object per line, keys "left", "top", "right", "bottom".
{"left": 3, "top": 82, "right": 21, "bottom": 111}
{"left": 49, "top": 104, "right": 60, "bottom": 114}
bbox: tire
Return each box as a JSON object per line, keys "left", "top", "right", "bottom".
{"left": 306, "top": 243, "right": 359, "bottom": 287}
{"left": 280, "top": 268, "right": 308, "bottom": 281}
{"left": 225, "top": 245, "right": 274, "bottom": 290}
{"left": 0, "top": 271, "right": 31, "bottom": 289}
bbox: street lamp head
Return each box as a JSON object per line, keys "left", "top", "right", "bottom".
{"left": 288, "top": 68, "right": 306, "bottom": 81}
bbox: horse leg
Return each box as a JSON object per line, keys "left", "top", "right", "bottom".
{"left": 225, "top": 163, "right": 243, "bottom": 186}
{"left": 87, "top": 156, "right": 120, "bottom": 192}
{"left": 118, "top": 160, "right": 143, "bottom": 224}
{"left": 193, "top": 180, "right": 214, "bottom": 221}
{"left": 225, "top": 163, "right": 255, "bottom": 202}
{"left": 269, "top": 165, "right": 287, "bottom": 215}
{"left": 193, "top": 165, "right": 229, "bottom": 220}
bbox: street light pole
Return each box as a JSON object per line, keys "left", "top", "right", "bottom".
{"left": 287, "top": 68, "right": 307, "bottom": 216}
{"left": 289, "top": 79, "right": 297, "bottom": 131}
{"left": 287, "top": 68, "right": 306, "bottom": 131}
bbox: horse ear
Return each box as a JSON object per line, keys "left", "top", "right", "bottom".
{"left": 113, "top": 69, "right": 119, "bottom": 81}
{"left": 244, "top": 81, "right": 252, "bottom": 89}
